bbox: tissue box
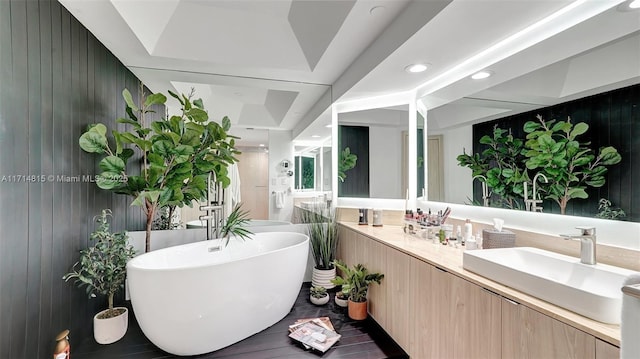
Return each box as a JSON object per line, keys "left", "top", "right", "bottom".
{"left": 482, "top": 229, "right": 515, "bottom": 249}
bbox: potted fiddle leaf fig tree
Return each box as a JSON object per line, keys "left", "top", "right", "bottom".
{"left": 79, "top": 85, "right": 240, "bottom": 252}
{"left": 63, "top": 209, "right": 136, "bottom": 344}
{"left": 523, "top": 115, "right": 621, "bottom": 214}
{"left": 331, "top": 260, "right": 383, "bottom": 320}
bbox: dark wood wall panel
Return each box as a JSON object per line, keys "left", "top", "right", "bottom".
{"left": 0, "top": 0, "right": 149, "bottom": 357}
{"left": 473, "top": 84, "right": 639, "bottom": 222}
{"left": 338, "top": 125, "right": 370, "bottom": 197}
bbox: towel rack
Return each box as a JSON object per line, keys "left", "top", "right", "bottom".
{"left": 271, "top": 187, "right": 292, "bottom": 194}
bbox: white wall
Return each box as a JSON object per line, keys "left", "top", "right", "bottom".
{"left": 268, "top": 130, "right": 294, "bottom": 221}
{"left": 441, "top": 125, "right": 473, "bottom": 204}
{"left": 370, "top": 125, "right": 403, "bottom": 199}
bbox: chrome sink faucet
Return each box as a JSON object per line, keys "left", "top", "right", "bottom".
{"left": 560, "top": 226, "right": 597, "bottom": 265}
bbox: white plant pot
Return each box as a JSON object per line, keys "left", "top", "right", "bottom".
{"left": 334, "top": 295, "right": 349, "bottom": 307}
{"left": 310, "top": 294, "right": 330, "bottom": 305}
{"left": 94, "top": 307, "right": 128, "bottom": 344}
{"left": 311, "top": 267, "right": 336, "bottom": 289}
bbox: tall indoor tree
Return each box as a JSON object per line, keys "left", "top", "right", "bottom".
{"left": 79, "top": 85, "right": 240, "bottom": 251}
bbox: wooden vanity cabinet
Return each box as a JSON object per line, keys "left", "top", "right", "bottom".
{"left": 337, "top": 227, "right": 620, "bottom": 359}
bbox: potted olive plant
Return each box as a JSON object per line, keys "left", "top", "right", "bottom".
{"left": 331, "top": 260, "right": 384, "bottom": 320}
{"left": 297, "top": 204, "right": 339, "bottom": 289}
{"left": 309, "top": 286, "right": 330, "bottom": 306}
{"left": 63, "top": 209, "right": 136, "bottom": 344}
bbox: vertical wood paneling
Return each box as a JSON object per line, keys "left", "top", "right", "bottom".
{"left": 9, "top": 1, "right": 30, "bottom": 357}
{"left": 473, "top": 84, "right": 640, "bottom": 221}
{"left": 0, "top": 0, "right": 150, "bottom": 356}
{"left": 0, "top": 0, "right": 11, "bottom": 353}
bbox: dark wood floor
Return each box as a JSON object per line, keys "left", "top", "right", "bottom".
{"left": 74, "top": 283, "right": 408, "bottom": 359}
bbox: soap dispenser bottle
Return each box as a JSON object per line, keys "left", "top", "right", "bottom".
{"left": 464, "top": 219, "right": 473, "bottom": 243}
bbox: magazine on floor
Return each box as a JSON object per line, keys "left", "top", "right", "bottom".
{"left": 289, "top": 317, "right": 341, "bottom": 352}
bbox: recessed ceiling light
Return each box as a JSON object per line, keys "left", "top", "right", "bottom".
{"left": 325, "top": 124, "right": 332, "bottom": 128}
{"left": 259, "top": 144, "right": 265, "bottom": 147}
{"left": 471, "top": 71, "right": 492, "bottom": 80}
{"left": 311, "top": 135, "right": 321, "bottom": 138}
{"left": 629, "top": 0, "right": 640, "bottom": 9}
{"left": 405, "top": 63, "right": 428, "bottom": 73}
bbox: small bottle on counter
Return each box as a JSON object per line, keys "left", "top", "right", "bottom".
{"left": 464, "top": 219, "right": 473, "bottom": 243}
{"left": 53, "top": 329, "right": 70, "bottom": 359}
{"left": 476, "top": 230, "right": 483, "bottom": 249}
{"left": 456, "top": 225, "right": 464, "bottom": 245}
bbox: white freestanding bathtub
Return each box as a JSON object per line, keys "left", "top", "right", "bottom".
{"left": 126, "top": 232, "right": 309, "bottom": 356}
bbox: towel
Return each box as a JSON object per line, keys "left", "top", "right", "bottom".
{"left": 621, "top": 273, "right": 640, "bottom": 359}
{"left": 275, "top": 191, "right": 285, "bottom": 209}
{"left": 223, "top": 163, "right": 241, "bottom": 215}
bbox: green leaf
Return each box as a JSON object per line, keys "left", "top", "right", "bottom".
{"left": 185, "top": 108, "right": 208, "bottom": 123}
{"left": 567, "top": 187, "right": 588, "bottom": 199}
{"left": 537, "top": 134, "right": 555, "bottom": 148}
{"left": 193, "top": 98, "right": 204, "bottom": 109}
{"left": 131, "top": 191, "right": 162, "bottom": 207}
{"left": 116, "top": 117, "right": 141, "bottom": 128}
{"left": 569, "top": 122, "right": 588, "bottom": 139}
{"left": 172, "top": 145, "right": 194, "bottom": 163}
{"left": 222, "top": 116, "right": 231, "bottom": 132}
{"left": 119, "top": 148, "right": 134, "bottom": 163}
{"left": 152, "top": 140, "right": 173, "bottom": 157}
{"left": 523, "top": 121, "right": 540, "bottom": 133}
{"left": 96, "top": 171, "right": 126, "bottom": 190}
{"left": 144, "top": 93, "right": 167, "bottom": 107}
{"left": 79, "top": 130, "right": 108, "bottom": 154}
{"left": 586, "top": 177, "right": 606, "bottom": 187}
{"left": 479, "top": 135, "right": 492, "bottom": 145}
{"left": 599, "top": 146, "right": 621, "bottom": 165}
{"left": 150, "top": 121, "right": 165, "bottom": 134}
{"left": 502, "top": 168, "right": 515, "bottom": 178}
{"left": 99, "top": 156, "right": 125, "bottom": 173}
{"left": 122, "top": 88, "right": 139, "bottom": 112}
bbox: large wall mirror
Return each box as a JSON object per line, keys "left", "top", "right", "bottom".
{"left": 293, "top": 139, "right": 331, "bottom": 193}
{"left": 419, "top": 5, "right": 639, "bottom": 223}
{"left": 333, "top": 94, "right": 417, "bottom": 209}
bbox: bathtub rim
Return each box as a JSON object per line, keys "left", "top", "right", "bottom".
{"left": 127, "top": 231, "right": 309, "bottom": 272}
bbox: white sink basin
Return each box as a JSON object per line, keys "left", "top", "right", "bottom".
{"left": 463, "top": 247, "right": 638, "bottom": 324}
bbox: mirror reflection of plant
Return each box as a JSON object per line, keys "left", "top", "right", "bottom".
{"left": 338, "top": 147, "right": 357, "bottom": 182}
{"left": 152, "top": 207, "right": 181, "bottom": 230}
{"left": 79, "top": 85, "right": 240, "bottom": 252}
{"left": 523, "top": 115, "right": 621, "bottom": 215}
{"left": 595, "top": 198, "right": 626, "bottom": 221}
{"left": 457, "top": 126, "right": 528, "bottom": 209}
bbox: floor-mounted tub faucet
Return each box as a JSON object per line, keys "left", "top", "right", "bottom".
{"left": 472, "top": 175, "right": 490, "bottom": 207}
{"left": 560, "top": 226, "right": 597, "bottom": 265}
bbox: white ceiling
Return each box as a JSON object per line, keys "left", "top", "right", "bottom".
{"left": 59, "top": 0, "right": 640, "bottom": 145}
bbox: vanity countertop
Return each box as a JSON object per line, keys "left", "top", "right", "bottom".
{"left": 339, "top": 222, "right": 622, "bottom": 346}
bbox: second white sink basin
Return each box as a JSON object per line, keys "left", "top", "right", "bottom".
{"left": 463, "top": 247, "right": 637, "bottom": 324}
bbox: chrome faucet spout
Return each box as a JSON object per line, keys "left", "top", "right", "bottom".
{"left": 472, "top": 175, "right": 490, "bottom": 207}
{"left": 560, "top": 226, "right": 596, "bottom": 265}
{"left": 531, "top": 173, "right": 549, "bottom": 212}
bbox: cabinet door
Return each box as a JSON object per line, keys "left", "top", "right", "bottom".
{"left": 595, "top": 339, "right": 619, "bottom": 359}
{"left": 448, "top": 276, "right": 502, "bottom": 359}
{"left": 502, "top": 298, "right": 595, "bottom": 359}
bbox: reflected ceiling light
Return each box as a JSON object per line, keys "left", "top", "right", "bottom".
{"left": 311, "top": 135, "right": 321, "bottom": 138}
{"left": 325, "top": 124, "right": 332, "bottom": 128}
{"left": 629, "top": 0, "right": 640, "bottom": 8}
{"left": 405, "top": 63, "right": 428, "bottom": 73}
{"left": 259, "top": 144, "right": 265, "bottom": 147}
{"left": 471, "top": 71, "right": 492, "bottom": 80}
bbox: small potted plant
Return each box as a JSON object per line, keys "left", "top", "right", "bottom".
{"left": 332, "top": 260, "right": 384, "bottom": 320}
{"left": 63, "top": 209, "right": 136, "bottom": 344}
{"left": 334, "top": 286, "right": 350, "bottom": 308}
{"left": 310, "top": 286, "right": 330, "bottom": 305}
